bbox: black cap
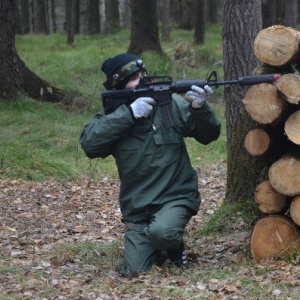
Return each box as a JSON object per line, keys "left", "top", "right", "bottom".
{"left": 101, "top": 53, "right": 146, "bottom": 90}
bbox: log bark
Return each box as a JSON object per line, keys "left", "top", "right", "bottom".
{"left": 242, "top": 83, "right": 285, "bottom": 125}
{"left": 269, "top": 156, "right": 300, "bottom": 196}
{"left": 254, "top": 25, "right": 300, "bottom": 67}
{"left": 255, "top": 180, "right": 287, "bottom": 214}
{"left": 275, "top": 73, "right": 300, "bottom": 105}
{"left": 251, "top": 215, "right": 300, "bottom": 261}
{"left": 290, "top": 196, "right": 300, "bottom": 226}
{"left": 244, "top": 128, "right": 271, "bottom": 156}
{"left": 284, "top": 110, "right": 300, "bottom": 145}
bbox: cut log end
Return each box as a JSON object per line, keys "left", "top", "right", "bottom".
{"left": 254, "top": 25, "right": 300, "bottom": 67}
{"left": 251, "top": 215, "right": 300, "bottom": 261}
{"left": 269, "top": 156, "right": 300, "bottom": 196}
{"left": 249, "top": 25, "right": 300, "bottom": 263}
{"left": 276, "top": 73, "right": 300, "bottom": 104}
{"left": 244, "top": 128, "right": 271, "bottom": 156}
{"left": 255, "top": 180, "right": 287, "bottom": 214}
{"left": 284, "top": 110, "right": 300, "bottom": 145}
{"left": 290, "top": 196, "right": 300, "bottom": 226}
{"left": 242, "top": 83, "right": 285, "bottom": 125}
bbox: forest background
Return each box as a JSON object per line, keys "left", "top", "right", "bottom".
{"left": 1, "top": 0, "right": 300, "bottom": 299}
{"left": 2, "top": 0, "right": 300, "bottom": 197}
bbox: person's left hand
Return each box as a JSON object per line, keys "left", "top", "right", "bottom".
{"left": 186, "top": 85, "right": 213, "bottom": 108}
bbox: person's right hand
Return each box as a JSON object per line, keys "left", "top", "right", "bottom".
{"left": 130, "top": 97, "right": 156, "bottom": 118}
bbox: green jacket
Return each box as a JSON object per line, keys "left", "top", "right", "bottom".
{"left": 80, "top": 94, "right": 221, "bottom": 222}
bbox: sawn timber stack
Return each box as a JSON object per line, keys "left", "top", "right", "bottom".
{"left": 244, "top": 25, "right": 300, "bottom": 261}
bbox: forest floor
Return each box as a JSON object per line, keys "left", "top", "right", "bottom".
{"left": 1, "top": 162, "right": 300, "bottom": 299}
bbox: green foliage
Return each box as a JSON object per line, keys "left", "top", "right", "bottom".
{"left": 1, "top": 25, "right": 225, "bottom": 181}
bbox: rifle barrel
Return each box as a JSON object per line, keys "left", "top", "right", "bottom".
{"left": 173, "top": 73, "right": 280, "bottom": 93}
{"left": 221, "top": 74, "right": 280, "bottom": 86}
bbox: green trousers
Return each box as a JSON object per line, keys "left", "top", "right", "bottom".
{"left": 121, "top": 201, "right": 194, "bottom": 277}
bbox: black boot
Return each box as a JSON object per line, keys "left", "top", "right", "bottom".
{"left": 167, "top": 242, "right": 187, "bottom": 267}
{"left": 154, "top": 249, "right": 168, "bottom": 267}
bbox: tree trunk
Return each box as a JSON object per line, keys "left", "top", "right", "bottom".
{"left": 119, "top": 0, "right": 131, "bottom": 29}
{"left": 194, "top": 0, "right": 206, "bottom": 44}
{"left": 207, "top": 0, "right": 220, "bottom": 23}
{"left": 50, "top": 0, "right": 57, "bottom": 33}
{"left": 128, "top": 0, "right": 163, "bottom": 55}
{"left": 275, "top": 0, "right": 285, "bottom": 23}
{"left": 262, "top": 0, "right": 276, "bottom": 28}
{"left": 222, "top": 0, "right": 266, "bottom": 202}
{"left": 20, "top": 0, "right": 30, "bottom": 34}
{"left": 32, "top": 0, "right": 49, "bottom": 34}
{"left": 160, "top": 0, "right": 171, "bottom": 40}
{"left": 86, "top": 0, "right": 100, "bottom": 35}
{"left": 178, "top": 0, "right": 194, "bottom": 30}
{"left": 0, "top": 0, "right": 64, "bottom": 102}
{"left": 104, "top": 0, "right": 119, "bottom": 34}
{"left": 284, "top": 0, "right": 298, "bottom": 28}
{"left": 74, "top": 0, "right": 80, "bottom": 34}
{"left": 66, "top": 0, "right": 76, "bottom": 45}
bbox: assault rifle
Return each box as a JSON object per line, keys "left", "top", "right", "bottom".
{"left": 101, "top": 71, "right": 280, "bottom": 128}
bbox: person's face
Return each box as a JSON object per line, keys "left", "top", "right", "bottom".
{"left": 125, "top": 71, "right": 146, "bottom": 89}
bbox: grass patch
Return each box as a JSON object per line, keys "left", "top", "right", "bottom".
{"left": 186, "top": 102, "right": 226, "bottom": 168}
{"left": 198, "top": 199, "right": 260, "bottom": 237}
{"left": 48, "top": 240, "right": 124, "bottom": 268}
{"left": 0, "top": 95, "right": 91, "bottom": 181}
{"left": 0, "top": 265, "right": 25, "bottom": 276}
{"left": 0, "top": 296, "right": 24, "bottom": 300}
{"left": 39, "top": 288, "right": 55, "bottom": 299}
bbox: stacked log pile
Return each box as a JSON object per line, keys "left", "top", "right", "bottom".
{"left": 243, "top": 25, "right": 300, "bottom": 261}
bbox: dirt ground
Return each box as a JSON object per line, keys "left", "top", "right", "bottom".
{"left": 1, "top": 162, "right": 298, "bottom": 299}
{"left": 0, "top": 163, "right": 228, "bottom": 257}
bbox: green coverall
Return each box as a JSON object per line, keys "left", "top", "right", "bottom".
{"left": 80, "top": 93, "right": 221, "bottom": 277}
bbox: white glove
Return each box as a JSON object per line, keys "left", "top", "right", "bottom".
{"left": 186, "top": 85, "right": 213, "bottom": 108}
{"left": 130, "top": 97, "right": 156, "bottom": 118}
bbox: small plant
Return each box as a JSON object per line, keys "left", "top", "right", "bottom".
{"left": 47, "top": 240, "right": 124, "bottom": 270}
{"left": 0, "top": 266, "right": 25, "bottom": 276}
{"left": 198, "top": 199, "right": 259, "bottom": 237}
